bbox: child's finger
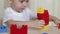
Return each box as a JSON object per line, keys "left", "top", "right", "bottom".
{"left": 39, "top": 20, "right": 45, "bottom": 24}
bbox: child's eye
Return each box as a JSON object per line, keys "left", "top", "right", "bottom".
{"left": 26, "top": 0, "right": 29, "bottom": 2}
{"left": 19, "top": 0, "right": 25, "bottom": 3}
{"left": 19, "top": 0, "right": 29, "bottom": 3}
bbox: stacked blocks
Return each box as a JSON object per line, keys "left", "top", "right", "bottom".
{"left": 10, "top": 25, "right": 28, "bottom": 34}
{"left": 37, "top": 8, "right": 49, "bottom": 31}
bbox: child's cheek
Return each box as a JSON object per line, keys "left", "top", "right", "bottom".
{"left": 15, "top": 4, "right": 22, "bottom": 9}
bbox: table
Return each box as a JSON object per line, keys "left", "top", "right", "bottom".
{"left": 0, "top": 26, "right": 60, "bottom": 34}
{"left": 28, "top": 26, "right": 60, "bottom": 34}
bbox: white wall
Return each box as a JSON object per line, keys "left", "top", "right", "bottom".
{"left": 29, "top": 0, "right": 60, "bottom": 16}
{"left": 0, "top": 0, "right": 4, "bottom": 19}
{"left": 0, "top": 0, "right": 9, "bottom": 19}
{"left": 29, "top": 0, "right": 55, "bottom": 14}
{"left": 53, "top": 0, "right": 60, "bottom": 18}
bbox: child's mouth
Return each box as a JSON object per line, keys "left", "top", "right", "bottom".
{"left": 21, "top": 8, "right": 25, "bottom": 10}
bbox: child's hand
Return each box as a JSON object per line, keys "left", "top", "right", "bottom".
{"left": 33, "top": 20, "right": 45, "bottom": 28}
{"left": 55, "top": 19, "right": 60, "bottom": 25}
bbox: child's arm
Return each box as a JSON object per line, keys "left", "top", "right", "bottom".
{"left": 6, "top": 20, "right": 44, "bottom": 29}
{"left": 49, "top": 15, "right": 60, "bottom": 25}
{"left": 0, "top": 19, "right": 2, "bottom": 26}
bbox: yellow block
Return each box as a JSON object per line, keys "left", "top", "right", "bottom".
{"left": 37, "top": 25, "right": 49, "bottom": 31}
{"left": 37, "top": 8, "right": 44, "bottom": 14}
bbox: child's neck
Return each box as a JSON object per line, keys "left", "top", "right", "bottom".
{"left": 11, "top": 6, "right": 23, "bottom": 13}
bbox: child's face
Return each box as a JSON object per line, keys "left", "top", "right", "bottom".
{"left": 9, "top": 0, "right": 28, "bottom": 12}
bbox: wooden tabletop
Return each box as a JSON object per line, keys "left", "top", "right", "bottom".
{"left": 28, "top": 26, "right": 60, "bottom": 34}
{"left": 0, "top": 26, "right": 60, "bottom": 34}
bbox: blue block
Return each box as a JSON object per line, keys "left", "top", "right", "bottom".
{"left": 42, "top": 33, "right": 48, "bottom": 34}
{"left": 0, "top": 26, "right": 7, "bottom": 33}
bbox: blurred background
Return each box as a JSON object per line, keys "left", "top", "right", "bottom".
{"left": 0, "top": 0, "right": 60, "bottom": 26}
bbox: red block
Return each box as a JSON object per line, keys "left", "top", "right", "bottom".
{"left": 58, "top": 24, "right": 60, "bottom": 29}
{"left": 37, "top": 10, "right": 49, "bottom": 26}
{"left": 10, "top": 24, "right": 28, "bottom": 34}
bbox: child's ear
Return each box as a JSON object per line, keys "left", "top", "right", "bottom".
{"left": 8, "top": 0, "right": 12, "bottom": 4}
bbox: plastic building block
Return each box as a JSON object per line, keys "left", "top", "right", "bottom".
{"left": 42, "top": 32, "right": 48, "bottom": 34}
{"left": 37, "top": 10, "right": 49, "bottom": 25}
{"left": 37, "top": 25, "right": 49, "bottom": 31}
{"left": 10, "top": 24, "right": 28, "bottom": 34}
{"left": 58, "top": 23, "right": 60, "bottom": 29}
{"left": 37, "top": 8, "right": 49, "bottom": 31}
{"left": 0, "top": 26, "right": 7, "bottom": 33}
{"left": 37, "top": 8, "right": 44, "bottom": 14}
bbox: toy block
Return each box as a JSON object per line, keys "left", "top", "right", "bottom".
{"left": 0, "top": 26, "right": 7, "bottom": 33}
{"left": 37, "top": 8, "right": 44, "bottom": 14}
{"left": 10, "top": 24, "right": 28, "bottom": 34}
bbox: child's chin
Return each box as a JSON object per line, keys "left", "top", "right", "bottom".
{"left": 22, "top": 8, "right": 25, "bottom": 10}
{"left": 18, "top": 10, "right": 23, "bottom": 12}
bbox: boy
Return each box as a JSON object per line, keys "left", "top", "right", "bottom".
{"left": 3, "top": 0, "right": 60, "bottom": 29}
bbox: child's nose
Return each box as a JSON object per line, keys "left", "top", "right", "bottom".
{"left": 22, "top": 2, "right": 28, "bottom": 7}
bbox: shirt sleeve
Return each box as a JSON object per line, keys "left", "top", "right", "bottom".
{"left": 30, "top": 11, "right": 37, "bottom": 19}
{"left": 3, "top": 10, "right": 13, "bottom": 26}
